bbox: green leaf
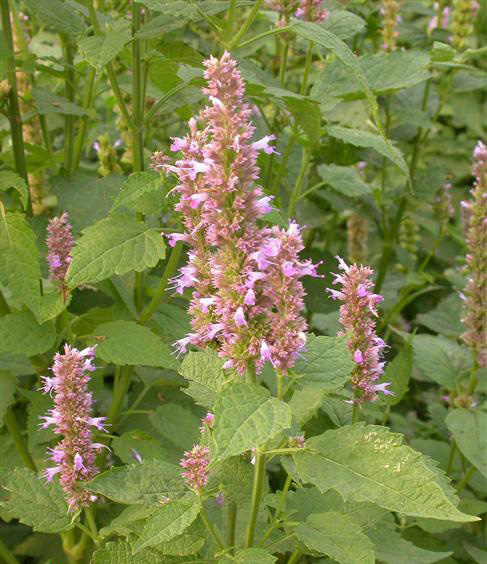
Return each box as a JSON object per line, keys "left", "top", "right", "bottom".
{"left": 413, "top": 334, "right": 470, "bottom": 389}
{"left": 179, "top": 350, "right": 227, "bottom": 408}
{"left": 313, "top": 51, "right": 430, "bottom": 102}
{"left": 132, "top": 499, "right": 200, "bottom": 553}
{"left": 289, "top": 386, "right": 326, "bottom": 426}
{"left": 153, "top": 304, "right": 191, "bottom": 342}
{"left": 294, "top": 424, "right": 478, "bottom": 521}
{"left": 464, "top": 543, "right": 487, "bottom": 564}
{"left": 294, "top": 335, "right": 354, "bottom": 391}
{"left": 294, "top": 21, "right": 378, "bottom": 116}
{"left": 0, "top": 212, "right": 41, "bottom": 316}
{"left": 92, "top": 541, "right": 164, "bottom": 564}
{"left": 78, "top": 26, "right": 131, "bottom": 71}
{"left": 99, "top": 505, "right": 154, "bottom": 539}
{"left": 94, "top": 321, "right": 179, "bottom": 369}
{"left": 415, "top": 294, "right": 464, "bottom": 338}
{"left": 445, "top": 409, "right": 487, "bottom": 479}
{"left": 84, "top": 460, "right": 186, "bottom": 506}
{"left": 327, "top": 125, "right": 409, "bottom": 176}
{"left": 209, "top": 456, "right": 254, "bottom": 508}
{"left": 383, "top": 343, "right": 412, "bottom": 406}
{"left": 321, "top": 10, "right": 366, "bottom": 40}
{"left": 19, "top": 389, "right": 55, "bottom": 450}
{"left": 284, "top": 98, "right": 321, "bottom": 145}
{"left": 66, "top": 215, "right": 165, "bottom": 288}
{"left": 296, "top": 512, "right": 375, "bottom": 564}
{"left": 154, "top": 517, "right": 206, "bottom": 556}
{"left": 111, "top": 172, "right": 163, "bottom": 213}
{"left": 111, "top": 430, "right": 175, "bottom": 465}
{"left": 213, "top": 382, "right": 292, "bottom": 462}
{"left": 0, "top": 372, "right": 17, "bottom": 427}
{"left": 23, "top": 0, "right": 85, "bottom": 35}
{"left": 150, "top": 404, "right": 200, "bottom": 450}
{"left": 317, "top": 164, "right": 371, "bottom": 197}
{"left": 1, "top": 468, "right": 71, "bottom": 533}
{"left": 33, "top": 87, "right": 90, "bottom": 116}
{"left": 369, "top": 522, "right": 452, "bottom": 564}
{"left": 0, "top": 311, "right": 56, "bottom": 357}
{"left": 219, "top": 548, "right": 277, "bottom": 563}
{"left": 0, "top": 171, "right": 28, "bottom": 209}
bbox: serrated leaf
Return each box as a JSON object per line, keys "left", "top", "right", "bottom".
{"left": 213, "top": 382, "right": 292, "bottom": 462}
{"left": 296, "top": 512, "right": 374, "bottom": 564}
{"left": 314, "top": 51, "right": 430, "bottom": 102}
{"left": 99, "top": 505, "right": 154, "bottom": 539}
{"left": 111, "top": 172, "right": 163, "bottom": 213}
{"left": 369, "top": 523, "right": 452, "bottom": 564}
{"left": 179, "top": 350, "right": 227, "bottom": 408}
{"left": 33, "top": 87, "right": 90, "bottom": 116}
{"left": 415, "top": 294, "right": 464, "bottom": 338}
{"left": 445, "top": 409, "right": 487, "bottom": 479}
{"left": 317, "top": 164, "right": 371, "bottom": 197}
{"left": 92, "top": 541, "right": 164, "bottom": 564}
{"left": 1, "top": 468, "right": 71, "bottom": 533}
{"left": 284, "top": 98, "right": 321, "bottom": 145}
{"left": 154, "top": 517, "right": 206, "bottom": 556}
{"left": 327, "top": 125, "right": 409, "bottom": 176}
{"left": 84, "top": 460, "right": 186, "bottom": 506}
{"left": 413, "top": 334, "right": 470, "bottom": 389}
{"left": 66, "top": 215, "right": 165, "bottom": 288}
{"left": 294, "top": 335, "right": 354, "bottom": 390}
{"left": 0, "top": 311, "right": 56, "bottom": 357}
{"left": 383, "top": 343, "right": 412, "bottom": 406}
{"left": 289, "top": 386, "right": 326, "bottom": 426}
{"left": 0, "top": 213, "right": 41, "bottom": 315}
{"left": 133, "top": 499, "right": 199, "bottom": 553}
{"left": 150, "top": 404, "right": 200, "bottom": 450}
{"left": 209, "top": 456, "right": 254, "bottom": 508}
{"left": 0, "top": 171, "right": 28, "bottom": 209}
{"left": 219, "top": 548, "right": 277, "bottom": 563}
{"left": 294, "top": 21, "right": 378, "bottom": 116}
{"left": 0, "top": 372, "right": 17, "bottom": 427}
{"left": 294, "top": 424, "right": 477, "bottom": 521}
{"left": 23, "top": 0, "right": 85, "bottom": 35}
{"left": 94, "top": 320, "right": 179, "bottom": 369}
{"left": 321, "top": 10, "right": 366, "bottom": 39}
{"left": 78, "top": 27, "right": 131, "bottom": 71}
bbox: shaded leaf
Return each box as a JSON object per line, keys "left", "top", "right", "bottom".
{"left": 0, "top": 171, "right": 28, "bottom": 209}
{"left": 150, "top": 404, "right": 200, "bottom": 450}
{"left": 383, "top": 343, "right": 412, "bottom": 406}
{"left": 179, "top": 350, "right": 227, "bottom": 408}
{"left": 446, "top": 408, "right": 487, "bottom": 479}
{"left": 111, "top": 172, "right": 163, "bottom": 213}
{"left": 0, "top": 311, "right": 56, "bottom": 357}
{"left": 317, "top": 164, "right": 371, "bottom": 197}
{"left": 0, "top": 372, "right": 17, "bottom": 427}
{"left": 92, "top": 541, "right": 166, "bottom": 564}
{"left": 34, "top": 87, "right": 90, "bottom": 117}
{"left": 23, "top": 0, "right": 84, "bottom": 35}
{"left": 78, "top": 25, "right": 131, "bottom": 71}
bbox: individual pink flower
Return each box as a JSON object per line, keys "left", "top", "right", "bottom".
{"left": 428, "top": 2, "right": 450, "bottom": 32}
{"left": 46, "top": 212, "right": 74, "bottom": 287}
{"left": 200, "top": 412, "right": 215, "bottom": 433}
{"left": 180, "top": 445, "right": 210, "bottom": 492}
{"left": 461, "top": 141, "right": 487, "bottom": 368}
{"left": 40, "top": 345, "right": 106, "bottom": 511}
{"left": 327, "top": 257, "right": 391, "bottom": 404}
{"left": 295, "top": 0, "right": 328, "bottom": 22}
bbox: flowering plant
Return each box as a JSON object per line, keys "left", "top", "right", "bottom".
{"left": 0, "top": 2, "right": 486, "bottom": 564}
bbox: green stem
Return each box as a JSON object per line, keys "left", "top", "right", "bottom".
{"left": 144, "top": 82, "right": 188, "bottom": 124}
{"left": 467, "top": 358, "right": 479, "bottom": 396}
{"left": 300, "top": 41, "right": 314, "bottom": 96}
{"left": 1, "top": 0, "right": 29, "bottom": 199}
{"left": 352, "top": 403, "right": 360, "bottom": 424}
{"left": 62, "top": 307, "right": 74, "bottom": 344}
{"left": 279, "top": 40, "right": 289, "bottom": 86}
{"left": 272, "top": 129, "right": 298, "bottom": 196}
{"left": 84, "top": 506, "right": 99, "bottom": 546}
{"left": 247, "top": 362, "right": 257, "bottom": 384}
{"left": 199, "top": 502, "right": 226, "bottom": 552}
{"left": 131, "top": 1, "right": 144, "bottom": 173}
{"left": 107, "top": 365, "right": 133, "bottom": 427}
{"left": 381, "top": 404, "right": 391, "bottom": 426}
{"left": 276, "top": 370, "right": 285, "bottom": 401}
{"left": 63, "top": 39, "right": 75, "bottom": 175}
{"left": 287, "top": 548, "right": 301, "bottom": 564}
{"left": 5, "top": 407, "right": 36, "bottom": 471}
{"left": 288, "top": 148, "right": 309, "bottom": 217}
{"left": 245, "top": 450, "right": 266, "bottom": 547}
{"left": 0, "top": 536, "right": 21, "bottom": 564}
{"left": 224, "top": 0, "right": 237, "bottom": 41}
{"left": 375, "top": 79, "right": 431, "bottom": 293}
{"left": 456, "top": 465, "right": 476, "bottom": 492}
{"left": 73, "top": 67, "right": 96, "bottom": 169}
{"left": 237, "top": 25, "right": 292, "bottom": 50}
{"left": 226, "top": 501, "right": 237, "bottom": 553}
{"left": 446, "top": 440, "right": 457, "bottom": 476}
{"left": 227, "top": 0, "right": 263, "bottom": 49}
{"left": 139, "top": 241, "right": 183, "bottom": 322}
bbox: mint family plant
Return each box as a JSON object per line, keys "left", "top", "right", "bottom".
{"left": 0, "top": 1, "right": 486, "bottom": 564}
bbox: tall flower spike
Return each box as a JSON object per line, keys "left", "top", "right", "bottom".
{"left": 327, "top": 257, "right": 391, "bottom": 404}
{"left": 46, "top": 212, "right": 74, "bottom": 289}
{"left": 461, "top": 141, "right": 487, "bottom": 368}
{"left": 180, "top": 445, "right": 210, "bottom": 492}
{"left": 164, "top": 52, "right": 318, "bottom": 375}
{"left": 451, "top": 0, "right": 480, "bottom": 49}
{"left": 40, "top": 345, "right": 105, "bottom": 511}
{"left": 428, "top": 1, "right": 450, "bottom": 33}
{"left": 381, "top": 0, "right": 401, "bottom": 52}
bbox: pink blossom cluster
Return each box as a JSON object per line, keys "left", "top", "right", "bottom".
{"left": 40, "top": 345, "right": 107, "bottom": 511}
{"left": 327, "top": 257, "right": 391, "bottom": 404}
{"left": 428, "top": 2, "right": 450, "bottom": 33}
{"left": 46, "top": 212, "right": 74, "bottom": 285}
{"left": 180, "top": 445, "right": 210, "bottom": 492}
{"left": 160, "top": 52, "right": 318, "bottom": 375}
{"left": 461, "top": 141, "right": 487, "bottom": 368}
{"left": 265, "top": 0, "right": 328, "bottom": 25}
